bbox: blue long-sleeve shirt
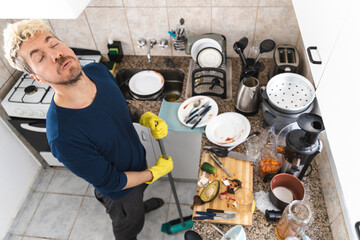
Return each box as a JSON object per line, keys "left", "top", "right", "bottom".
{"left": 46, "top": 63, "right": 146, "bottom": 199}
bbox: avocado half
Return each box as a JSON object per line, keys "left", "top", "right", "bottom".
{"left": 200, "top": 180, "right": 220, "bottom": 203}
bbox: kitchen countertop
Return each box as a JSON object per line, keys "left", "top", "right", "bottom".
{"left": 113, "top": 55, "right": 333, "bottom": 239}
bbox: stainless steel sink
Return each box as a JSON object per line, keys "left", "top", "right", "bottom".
{"left": 115, "top": 69, "right": 185, "bottom": 101}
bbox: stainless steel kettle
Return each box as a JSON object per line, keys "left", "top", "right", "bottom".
{"left": 234, "top": 77, "right": 261, "bottom": 115}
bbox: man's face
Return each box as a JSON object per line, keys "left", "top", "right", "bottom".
{"left": 19, "top": 32, "right": 82, "bottom": 85}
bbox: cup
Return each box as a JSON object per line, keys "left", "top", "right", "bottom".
{"left": 245, "top": 136, "right": 261, "bottom": 159}
{"left": 235, "top": 188, "right": 254, "bottom": 212}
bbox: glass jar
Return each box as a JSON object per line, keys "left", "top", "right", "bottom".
{"left": 259, "top": 144, "right": 283, "bottom": 178}
{"left": 276, "top": 200, "right": 312, "bottom": 240}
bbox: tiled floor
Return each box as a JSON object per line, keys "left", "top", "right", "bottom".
{"left": 6, "top": 169, "right": 197, "bottom": 240}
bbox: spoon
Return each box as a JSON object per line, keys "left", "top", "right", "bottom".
{"left": 184, "top": 230, "right": 202, "bottom": 240}
{"left": 253, "top": 39, "right": 276, "bottom": 67}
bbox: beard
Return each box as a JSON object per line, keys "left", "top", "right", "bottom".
{"left": 47, "top": 56, "right": 83, "bottom": 86}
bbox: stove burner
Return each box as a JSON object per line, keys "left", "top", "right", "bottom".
{"left": 24, "top": 85, "right": 38, "bottom": 95}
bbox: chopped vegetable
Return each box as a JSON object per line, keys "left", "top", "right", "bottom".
{"left": 259, "top": 157, "right": 281, "bottom": 178}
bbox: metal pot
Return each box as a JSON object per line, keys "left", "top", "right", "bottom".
{"left": 266, "top": 73, "right": 315, "bottom": 114}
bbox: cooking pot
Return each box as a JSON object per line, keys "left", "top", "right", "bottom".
{"left": 128, "top": 70, "right": 164, "bottom": 99}
{"left": 265, "top": 73, "right": 315, "bottom": 114}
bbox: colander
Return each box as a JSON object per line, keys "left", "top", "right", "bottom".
{"left": 266, "top": 73, "right": 315, "bottom": 114}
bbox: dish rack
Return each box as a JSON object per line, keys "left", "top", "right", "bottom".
{"left": 185, "top": 58, "right": 232, "bottom": 100}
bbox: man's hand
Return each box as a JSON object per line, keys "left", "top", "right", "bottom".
{"left": 146, "top": 155, "right": 173, "bottom": 184}
{"left": 139, "top": 112, "right": 168, "bottom": 139}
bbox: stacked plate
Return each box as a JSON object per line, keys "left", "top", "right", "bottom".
{"left": 191, "top": 38, "right": 223, "bottom": 68}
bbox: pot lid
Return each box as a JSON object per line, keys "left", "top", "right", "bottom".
{"left": 266, "top": 73, "right": 315, "bottom": 113}
{"left": 129, "top": 70, "right": 164, "bottom": 96}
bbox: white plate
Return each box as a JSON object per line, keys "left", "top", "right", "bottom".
{"left": 197, "top": 47, "right": 223, "bottom": 68}
{"left": 177, "top": 96, "right": 218, "bottom": 128}
{"left": 205, "top": 112, "right": 251, "bottom": 147}
{"left": 191, "top": 38, "right": 222, "bottom": 61}
{"left": 128, "top": 70, "right": 164, "bottom": 96}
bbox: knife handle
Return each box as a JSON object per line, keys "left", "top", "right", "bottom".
{"left": 195, "top": 211, "right": 215, "bottom": 216}
{"left": 191, "top": 105, "right": 212, "bottom": 129}
{"left": 193, "top": 216, "right": 214, "bottom": 220}
{"left": 207, "top": 209, "right": 224, "bottom": 213}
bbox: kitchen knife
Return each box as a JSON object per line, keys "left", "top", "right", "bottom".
{"left": 191, "top": 105, "right": 212, "bottom": 129}
{"left": 209, "top": 152, "right": 232, "bottom": 177}
{"left": 206, "top": 209, "right": 238, "bottom": 215}
{"left": 227, "top": 151, "right": 255, "bottom": 162}
{"left": 193, "top": 211, "right": 237, "bottom": 220}
{"left": 185, "top": 101, "right": 210, "bottom": 123}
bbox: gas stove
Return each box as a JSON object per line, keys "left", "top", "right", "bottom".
{"left": 1, "top": 49, "right": 101, "bottom": 119}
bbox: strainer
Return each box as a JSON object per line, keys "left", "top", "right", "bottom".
{"left": 266, "top": 73, "right": 315, "bottom": 114}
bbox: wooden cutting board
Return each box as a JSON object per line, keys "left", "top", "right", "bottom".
{"left": 192, "top": 153, "right": 254, "bottom": 226}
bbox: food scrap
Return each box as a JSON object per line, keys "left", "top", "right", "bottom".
{"left": 259, "top": 157, "right": 281, "bottom": 178}
{"left": 197, "top": 172, "right": 209, "bottom": 188}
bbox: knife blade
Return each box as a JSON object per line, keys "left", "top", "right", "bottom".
{"left": 227, "top": 151, "right": 255, "bottom": 162}
{"left": 209, "top": 152, "right": 232, "bottom": 177}
{"left": 206, "top": 208, "right": 238, "bottom": 215}
{"left": 191, "top": 105, "right": 212, "bottom": 129}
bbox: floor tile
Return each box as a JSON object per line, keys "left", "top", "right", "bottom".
{"left": 69, "top": 197, "right": 114, "bottom": 240}
{"left": 34, "top": 170, "right": 54, "bottom": 192}
{"left": 7, "top": 236, "right": 22, "bottom": 240}
{"left": 164, "top": 204, "right": 194, "bottom": 240}
{"left": 11, "top": 192, "right": 43, "bottom": 235}
{"left": 143, "top": 179, "right": 172, "bottom": 203}
{"left": 25, "top": 193, "right": 83, "bottom": 239}
{"left": 170, "top": 181, "right": 197, "bottom": 205}
{"left": 86, "top": 184, "right": 95, "bottom": 197}
{"left": 138, "top": 203, "right": 169, "bottom": 240}
{"left": 22, "top": 237, "right": 51, "bottom": 240}
{"left": 46, "top": 171, "right": 89, "bottom": 195}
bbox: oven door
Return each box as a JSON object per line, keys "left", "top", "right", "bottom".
{"left": 8, "top": 118, "right": 63, "bottom": 166}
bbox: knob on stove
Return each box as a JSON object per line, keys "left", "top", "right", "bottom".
{"left": 25, "top": 110, "right": 34, "bottom": 117}
{"left": 15, "top": 108, "right": 24, "bottom": 116}
{"left": 36, "top": 110, "right": 45, "bottom": 118}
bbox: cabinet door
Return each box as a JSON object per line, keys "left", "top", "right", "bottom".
{"left": 292, "top": 0, "right": 353, "bottom": 87}
{"left": 316, "top": 1, "right": 360, "bottom": 238}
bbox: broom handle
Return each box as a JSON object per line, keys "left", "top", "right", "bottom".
{"left": 158, "top": 138, "right": 185, "bottom": 227}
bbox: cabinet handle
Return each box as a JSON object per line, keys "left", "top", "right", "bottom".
{"left": 307, "top": 46, "right": 322, "bottom": 64}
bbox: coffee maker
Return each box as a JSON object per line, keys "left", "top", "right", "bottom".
{"left": 277, "top": 113, "right": 325, "bottom": 180}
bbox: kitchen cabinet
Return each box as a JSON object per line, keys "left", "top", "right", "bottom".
{"left": 133, "top": 123, "right": 202, "bottom": 180}
{"left": 0, "top": 117, "right": 41, "bottom": 239}
{"left": 292, "top": 0, "right": 353, "bottom": 88}
{"left": 315, "top": 0, "right": 360, "bottom": 239}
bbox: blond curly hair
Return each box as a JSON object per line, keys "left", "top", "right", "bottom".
{"left": 3, "top": 19, "right": 56, "bottom": 74}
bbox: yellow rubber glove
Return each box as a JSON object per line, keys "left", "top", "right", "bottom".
{"left": 139, "top": 112, "right": 168, "bottom": 139}
{"left": 146, "top": 155, "right": 173, "bottom": 184}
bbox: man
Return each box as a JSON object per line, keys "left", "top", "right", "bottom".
{"left": 3, "top": 19, "right": 173, "bottom": 240}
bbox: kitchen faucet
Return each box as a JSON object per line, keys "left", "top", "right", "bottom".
{"left": 147, "top": 39, "right": 157, "bottom": 62}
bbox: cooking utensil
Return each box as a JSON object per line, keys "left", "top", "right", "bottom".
{"left": 183, "top": 99, "right": 201, "bottom": 122}
{"left": 209, "top": 152, "right": 232, "bottom": 177}
{"left": 207, "top": 148, "right": 254, "bottom": 162}
{"left": 233, "top": 37, "right": 248, "bottom": 67}
{"left": 191, "top": 105, "right": 212, "bottom": 129}
{"left": 253, "top": 39, "right": 276, "bottom": 67}
{"left": 269, "top": 173, "right": 305, "bottom": 210}
{"left": 207, "top": 209, "right": 237, "bottom": 215}
{"left": 184, "top": 230, "right": 203, "bottom": 240}
{"left": 128, "top": 70, "right": 164, "bottom": 97}
{"left": 185, "top": 100, "right": 210, "bottom": 122}
{"left": 234, "top": 76, "right": 261, "bottom": 115}
{"left": 205, "top": 112, "right": 251, "bottom": 147}
{"left": 265, "top": 73, "right": 315, "bottom": 114}
{"left": 193, "top": 153, "right": 253, "bottom": 226}
{"left": 194, "top": 211, "right": 237, "bottom": 220}
{"left": 186, "top": 104, "right": 211, "bottom": 124}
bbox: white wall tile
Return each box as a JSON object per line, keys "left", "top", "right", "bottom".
{"left": 50, "top": 12, "right": 97, "bottom": 50}
{"left": 0, "top": 60, "right": 11, "bottom": 88}
{"left": 259, "top": 0, "right": 292, "bottom": 6}
{"left": 88, "top": 0, "right": 123, "bottom": 7}
{"left": 255, "top": 7, "right": 299, "bottom": 58}
{"left": 123, "top": 0, "right": 166, "bottom": 7}
{"left": 126, "top": 7, "right": 171, "bottom": 56}
{"left": 167, "top": 0, "right": 211, "bottom": 6}
{"left": 212, "top": 7, "right": 257, "bottom": 57}
{"left": 85, "top": 7, "right": 134, "bottom": 55}
{"left": 212, "top": 0, "right": 258, "bottom": 6}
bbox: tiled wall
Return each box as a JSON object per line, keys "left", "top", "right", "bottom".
{"left": 0, "top": 0, "right": 299, "bottom": 90}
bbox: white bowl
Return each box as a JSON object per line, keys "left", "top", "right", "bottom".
{"left": 191, "top": 38, "right": 222, "bottom": 61}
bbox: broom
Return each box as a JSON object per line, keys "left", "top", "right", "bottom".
{"left": 157, "top": 138, "right": 194, "bottom": 234}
